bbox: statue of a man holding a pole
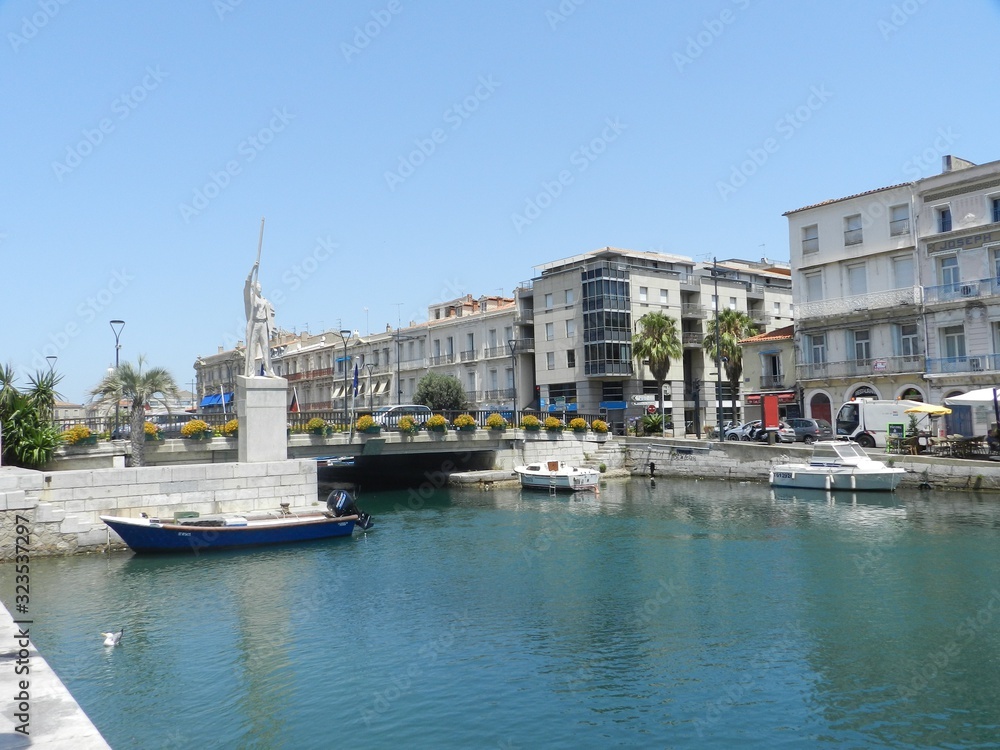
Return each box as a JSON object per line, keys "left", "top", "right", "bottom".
{"left": 244, "top": 218, "right": 276, "bottom": 378}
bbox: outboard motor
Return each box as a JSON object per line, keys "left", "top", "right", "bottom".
{"left": 326, "top": 489, "right": 374, "bottom": 531}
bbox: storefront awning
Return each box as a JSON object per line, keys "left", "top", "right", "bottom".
{"left": 200, "top": 392, "right": 233, "bottom": 407}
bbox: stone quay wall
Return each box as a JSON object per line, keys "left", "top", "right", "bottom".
{"left": 0, "top": 460, "right": 317, "bottom": 559}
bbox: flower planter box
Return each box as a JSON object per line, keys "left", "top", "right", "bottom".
{"left": 457, "top": 425, "right": 477, "bottom": 432}
{"left": 361, "top": 426, "right": 381, "bottom": 434}
{"left": 145, "top": 434, "right": 163, "bottom": 442}
{"left": 184, "top": 433, "right": 212, "bottom": 441}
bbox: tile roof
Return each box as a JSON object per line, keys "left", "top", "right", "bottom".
{"left": 739, "top": 324, "right": 794, "bottom": 344}
{"left": 782, "top": 183, "right": 910, "bottom": 216}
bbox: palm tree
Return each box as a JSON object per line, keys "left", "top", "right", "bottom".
{"left": 632, "top": 312, "right": 683, "bottom": 436}
{"left": 0, "top": 364, "right": 63, "bottom": 468}
{"left": 91, "top": 357, "right": 179, "bottom": 466}
{"left": 703, "top": 309, "right": 758, "bottom": 425}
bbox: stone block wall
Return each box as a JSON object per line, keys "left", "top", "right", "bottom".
{"left": 0, "top": 460, "right": 318, "bottom": 558}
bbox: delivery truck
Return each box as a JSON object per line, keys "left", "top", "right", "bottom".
{"left": 834, "top": 398, "right": 926, "bottom": 448}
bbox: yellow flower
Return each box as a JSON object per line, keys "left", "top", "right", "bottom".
{"left": 305, "top": 417, "right": 327, "bottom": 431}
{"left": 569, "top": 417, "right": 588, "bottom": 430}
{"left": 453, "top": 413, "right": 476, "bottom": 427}
{"left": 591, "top": 419, "right": 609, "bottom": 433}
{"left": 180, "top": 419, "right": 210, "bottom": 437}
{"left": 544, "top": 416, "right": 563, "bottom": 430}
{"left": 485, "top": 412, "right": 507, "bottom": 429}
{"left": 356, "top": 415, "right": 376, "bottom": 430}
{"left": 521, "top": 414, "right": 540, "bottom": 428}
{"left": 222, "top": 418, "right": 239, "bottom": 436}
{"left": 426, "top": 414, "right": 447, "bottom": 429}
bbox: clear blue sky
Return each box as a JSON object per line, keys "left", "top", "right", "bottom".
{"left": 4, "top": 0, "right": 999, "bottom": 404}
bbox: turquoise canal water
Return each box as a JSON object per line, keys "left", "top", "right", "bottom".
{"left": 6, "top": 478, "right": 1000, "bottom": 748}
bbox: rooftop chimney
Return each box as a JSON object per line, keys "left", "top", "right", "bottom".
{"left": 942, "top": 155, "right": 976, "bottom": 173}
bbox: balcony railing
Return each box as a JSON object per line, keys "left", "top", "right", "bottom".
{"left": 483, "top": 345, "right": 507, "bottom": 359}
{"left": 460, "top": 350, "right": 477, "bottom": 362}
{"left": 483, "top": 387, "right": 515, "bottom": 400}
{"left": 844, "top": 228, "right": 863, "bottom": 246}
{"left": 681, "top": 303, "right": 708, "bottom": 318}
{"left": 796, "top": 354, "right": 925, "bottom": 381}
{"left": 429, "top": 354, "right": 456, "bottom": 366}
{"left": 682, "top": 332, "right": 704, "bottom": 346}
{"left": 749, "top": 310, "right": 771, "bottom": 325}
{"left": 760, "top": 374, "right": 785, "bottom": 389}
{"left": 511, "top": 337, "right": 534, "bottom": 352}
{"left": 925, "top": 354, "right": 999, "bottom": 375}
{"left": 796, "top": 286, "right": 919, "bottom": 320}
{"left": 889, "top": 217, "right": 910, "bottom": 236}
{"left": 924, "top": 277, "right": 998, "bottom": 304}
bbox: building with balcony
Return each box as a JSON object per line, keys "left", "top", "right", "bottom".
{"left": 915, "top": 155, "right": 1000, "bottom": 434}
{"left": 785, "top": 154, "right": 1000, "bottom": 431}
{"left": 785, "top": 181, "right": 924, "bottom": 423}
{"left": 530, "top": 247, "right": 793, "bottom": 430}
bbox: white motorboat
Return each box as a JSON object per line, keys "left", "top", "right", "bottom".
{"left": 514, "top": 460, "right": 600, "bottom": 492}
{"left": 769, "top": 440, "right": 906, "bottom": 492}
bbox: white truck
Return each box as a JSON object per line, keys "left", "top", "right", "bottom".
{"left": 834, "top": 398, "right": 926, "bottom": 448}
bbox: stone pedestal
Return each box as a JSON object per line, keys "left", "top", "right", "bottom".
{"left": 236, "top": 376, "right": 288, "bottom": 463}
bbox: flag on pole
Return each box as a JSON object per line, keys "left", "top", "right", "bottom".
{"left": 352, "top": 363, "right": 359, "bottom": 398}
{"left": 289, "top": 387, "right": 299, "bottom": 413}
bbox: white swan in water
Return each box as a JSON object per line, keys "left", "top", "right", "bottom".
{"left": 101, "top": 629, "right": 123, "bottom": 647}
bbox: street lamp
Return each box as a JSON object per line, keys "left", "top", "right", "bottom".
{"left": 340, "top": 329, "right": 352, "bottom": 421}
{"left": 507, "top": 339, "right": 518, "bottom": 424}
{"left": 110, "top": 320, "right": 125, "bottom": 439}
{"left": 365, "top": 362, "right": 376, "bottom": 412}
{"left": 46, "top": 355, "right": 57, "bottom": 371}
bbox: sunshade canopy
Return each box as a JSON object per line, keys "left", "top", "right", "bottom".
{"left": 903, "top": 403, "right": 951, "bottom": 415}
{"left": 944, "top": 387, "right": 1000, "bottom": 406}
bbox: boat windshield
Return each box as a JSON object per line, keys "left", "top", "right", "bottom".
{"left": 813, "top": 442, "right": 868, "bottom": 462}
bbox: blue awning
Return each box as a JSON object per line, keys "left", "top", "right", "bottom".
{"left": 200, "top": 393, "right": 233, "bottom": 407}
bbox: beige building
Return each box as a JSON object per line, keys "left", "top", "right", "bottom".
{"left": 529, "top": 247, "right": 793, "bottom": 432}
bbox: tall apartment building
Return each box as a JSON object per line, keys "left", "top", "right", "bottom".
{"left": 785, "top": 154, "right": 1000, "bottom": 433}
{"left": 785, "top": 182, "right": 921, "bottom": 424}
{"left": 530, "top": 247, "right": 792, "bottom": 431}
{"left": 916, "top": 155, "right": 1000, "bottom": 434}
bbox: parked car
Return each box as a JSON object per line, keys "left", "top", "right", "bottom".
{"left": 754, "top": 421, "right": 797, "bottom": 443}
{"left": 372, "top": 404, "right": 433, "bottom": 428}
{"left": 786, "top": 417, "right": 833, "bottom": 444}
{"left": 149, "top": 414, "right": 199, "bottom": 435}
{"left": 725, "top": 420, "right": 761, "bottom": 441}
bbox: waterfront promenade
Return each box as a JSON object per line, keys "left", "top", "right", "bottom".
{"left": 0, "top": 599, "right": 110, "bottom": 748}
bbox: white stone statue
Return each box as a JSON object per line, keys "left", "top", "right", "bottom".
{"left": 244, "top": 260, "right": 276, "bottom": 377}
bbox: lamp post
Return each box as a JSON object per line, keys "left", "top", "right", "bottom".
{"left": 507, "top": 338, "right": 518, "bottom": 424}
{"left": 46, "top": 355, "right": 57, "bottom": 371}
{"left": 340, "top": 329, "right": 352, "bottom": 422}
{"left": 365, "top": 362, "right": 376, "bottom": 412}
{"left": 110, "top": 320, "right": 125, "bottom": 439}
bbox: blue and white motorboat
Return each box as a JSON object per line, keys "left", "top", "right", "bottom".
{"left": 769, "top": 440, "right": 905, "bottom": 492}
{"left": 101, "top": 490, "right": 372, "bottom": 553}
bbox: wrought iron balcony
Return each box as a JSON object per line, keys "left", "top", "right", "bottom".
{"left": 760, "top": 374, "right": 785, "bottom": 389}
{"left": 460, "top": 350, "right": 477, "bottom": 362}
{"left": 796, "top": 354, "right": 925, "bottom": 381}
{"left": 429, "top": 354, "right": 456, "bottom": 366}
{"left": 925, "top": 354, "right": 998, "bottom": 375}
{"left": 923, "top": 277, "right": 998, "bottom": 304}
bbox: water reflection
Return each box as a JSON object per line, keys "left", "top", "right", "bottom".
{"left": 6, "top": 478, "right": 1000, "bottom": 748}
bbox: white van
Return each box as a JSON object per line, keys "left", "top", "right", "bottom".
{"left": 835, "top": 398, "right": 925, "bottom": 448}
{"left": 371, "top": 404, "right": 433, "bottom": 427}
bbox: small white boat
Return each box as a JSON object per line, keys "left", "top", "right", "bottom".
{"left": 769, "top": 440, "right": 906, "bottom": 492}
{"left": 514, "top": 460, "right": 600, "bottom": 492}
